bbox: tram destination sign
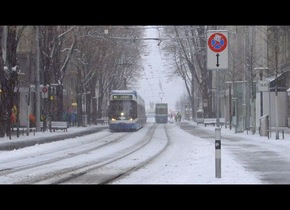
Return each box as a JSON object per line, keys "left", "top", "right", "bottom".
{"left": 112, "top": 95, "right": 133, "bottom": 100}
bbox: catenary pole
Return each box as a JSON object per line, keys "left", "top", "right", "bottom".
{"left": 35, "top": 26, "right": 41, "bottom": 132}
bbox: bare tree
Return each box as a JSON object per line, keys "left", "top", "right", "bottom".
{"left": 65, "top": 26, "right": 145, "bottom": 125}
{"left": 161, "top": 25, "right": 214, "bottom": 119}
{"left": 0, "top": 26, "right": 25, "bottom": 138}
{"left": 39, "top": 26, "right": 78, "bottom": 123}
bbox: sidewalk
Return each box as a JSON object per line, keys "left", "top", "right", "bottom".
{"left": 0, "top": 124, "right": 289, "bottom": 151}
{"left": 268, "top": 127, "right": 290, "bottom": 139}
{"left": 235, "top": 126, "right": 290, "bottom": 138}
{"left": 0, "top": 125, "right": 107, "bottom": 151}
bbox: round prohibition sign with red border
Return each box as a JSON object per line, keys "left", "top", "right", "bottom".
{"left": 42, "top": 86, "right": 48, "bottom": 93}
{"left": 208, "top": 33, "right": 227, "bottom": 53}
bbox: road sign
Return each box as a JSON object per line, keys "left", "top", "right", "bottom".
{"left": 42, "top": 86, "right": 48, "bottom": 93}
{"left": 207, "top": 30, "right": 228, "bottom": 70}
{"left": 42, "top": 86, "right": 48, "bottom": 98}
{"left": 258, "top": 81, "right": 269, "bottom": 92}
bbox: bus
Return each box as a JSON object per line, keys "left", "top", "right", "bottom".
{"left": 155, "top": 103, "right": 168, "bottom": 123}
{"left": 108, "top": 90, "right": 146, "bottom": 131}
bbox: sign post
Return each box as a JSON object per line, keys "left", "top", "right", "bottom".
{"left": 215, "top": 127, "right": 221, "bottom": 178}
{"left": 207, "top": 30, "right": 229, "bottom": 127}
{"left": 207, "top": 31, "right": 228, "bottom": 178}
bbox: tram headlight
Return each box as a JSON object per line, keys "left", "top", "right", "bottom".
{"left": 111, "top": 118, "right": 116, "bottom": 121}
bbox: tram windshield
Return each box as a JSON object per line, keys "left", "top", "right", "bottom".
{"left": 109, "top": 100, "right": 137, "bottom": 119}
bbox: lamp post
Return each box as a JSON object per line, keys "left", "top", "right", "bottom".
{"left": 82, "top": 90, "right": 91, "bottom": 127}
{"left": 225, "top": 81, "right": 232, "bottom": 130}
{"left": 274, "top": 44, "right": 279, "bottom": 139}
{"left": 35, "top": 26, "right": 41, "bottom": 132}
{"left": 26, "top": 89, "right": 30, "bottom": 136}
{"left": 16, "top": 72, "right": 25, "bottom": 137}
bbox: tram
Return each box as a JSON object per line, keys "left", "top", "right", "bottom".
{"left": 108, "top": 90, "right": 146, "bottom": 131}
{"left": 155, "top": 103, "right": 168, "bottom": 123}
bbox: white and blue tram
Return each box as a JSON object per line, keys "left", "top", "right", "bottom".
{"left": 108, "top": 90, "right": 146, "bottom": 131}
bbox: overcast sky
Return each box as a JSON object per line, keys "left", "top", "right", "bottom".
{"left": 136, "top": 26, "right": 185, "bottom": 111}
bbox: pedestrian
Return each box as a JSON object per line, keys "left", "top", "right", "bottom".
{"left": 10, "top": 111, "right": 16, "bottom": 128}
{"left": 29, "top": 114, "right": 36, "bottom": 127}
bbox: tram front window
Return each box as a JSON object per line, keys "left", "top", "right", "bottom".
{"left": 109, "top": 101, "right": 137, "bottom": 119}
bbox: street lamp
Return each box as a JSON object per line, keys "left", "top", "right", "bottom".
{"left": 274, "top": 44, "right": 280, "bottom": 140}
{"left": 16, "top": 72, "right": 25, "bottom": 137}
{"left": 82, "top": 91, "right": 91, "bottom": 127}
{"left": 225, "top": 81, "right": 233, "bottom": 130}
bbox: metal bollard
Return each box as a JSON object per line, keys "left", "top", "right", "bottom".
{"left": 215, "top": 127, "right": 221, "bottom": 178}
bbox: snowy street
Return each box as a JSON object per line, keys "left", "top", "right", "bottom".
{"left": 0, "top": 120, "right": 289, "bottom": 184}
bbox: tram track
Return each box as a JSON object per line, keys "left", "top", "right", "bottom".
{"left": 59, "top": 122, "right": 171, "bottom": 184}
{"left": 0, "top": 122, "right": 170, "bottom": 184}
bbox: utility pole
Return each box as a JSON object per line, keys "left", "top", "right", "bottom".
{"left": 275, "top": 44, "right": 279, "bottom": 139}
{"left": 35, "top": 26, "right": 41, "bottom": 132}
{"left": 242, "top": 26, "right": 248, "bottom": 132}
